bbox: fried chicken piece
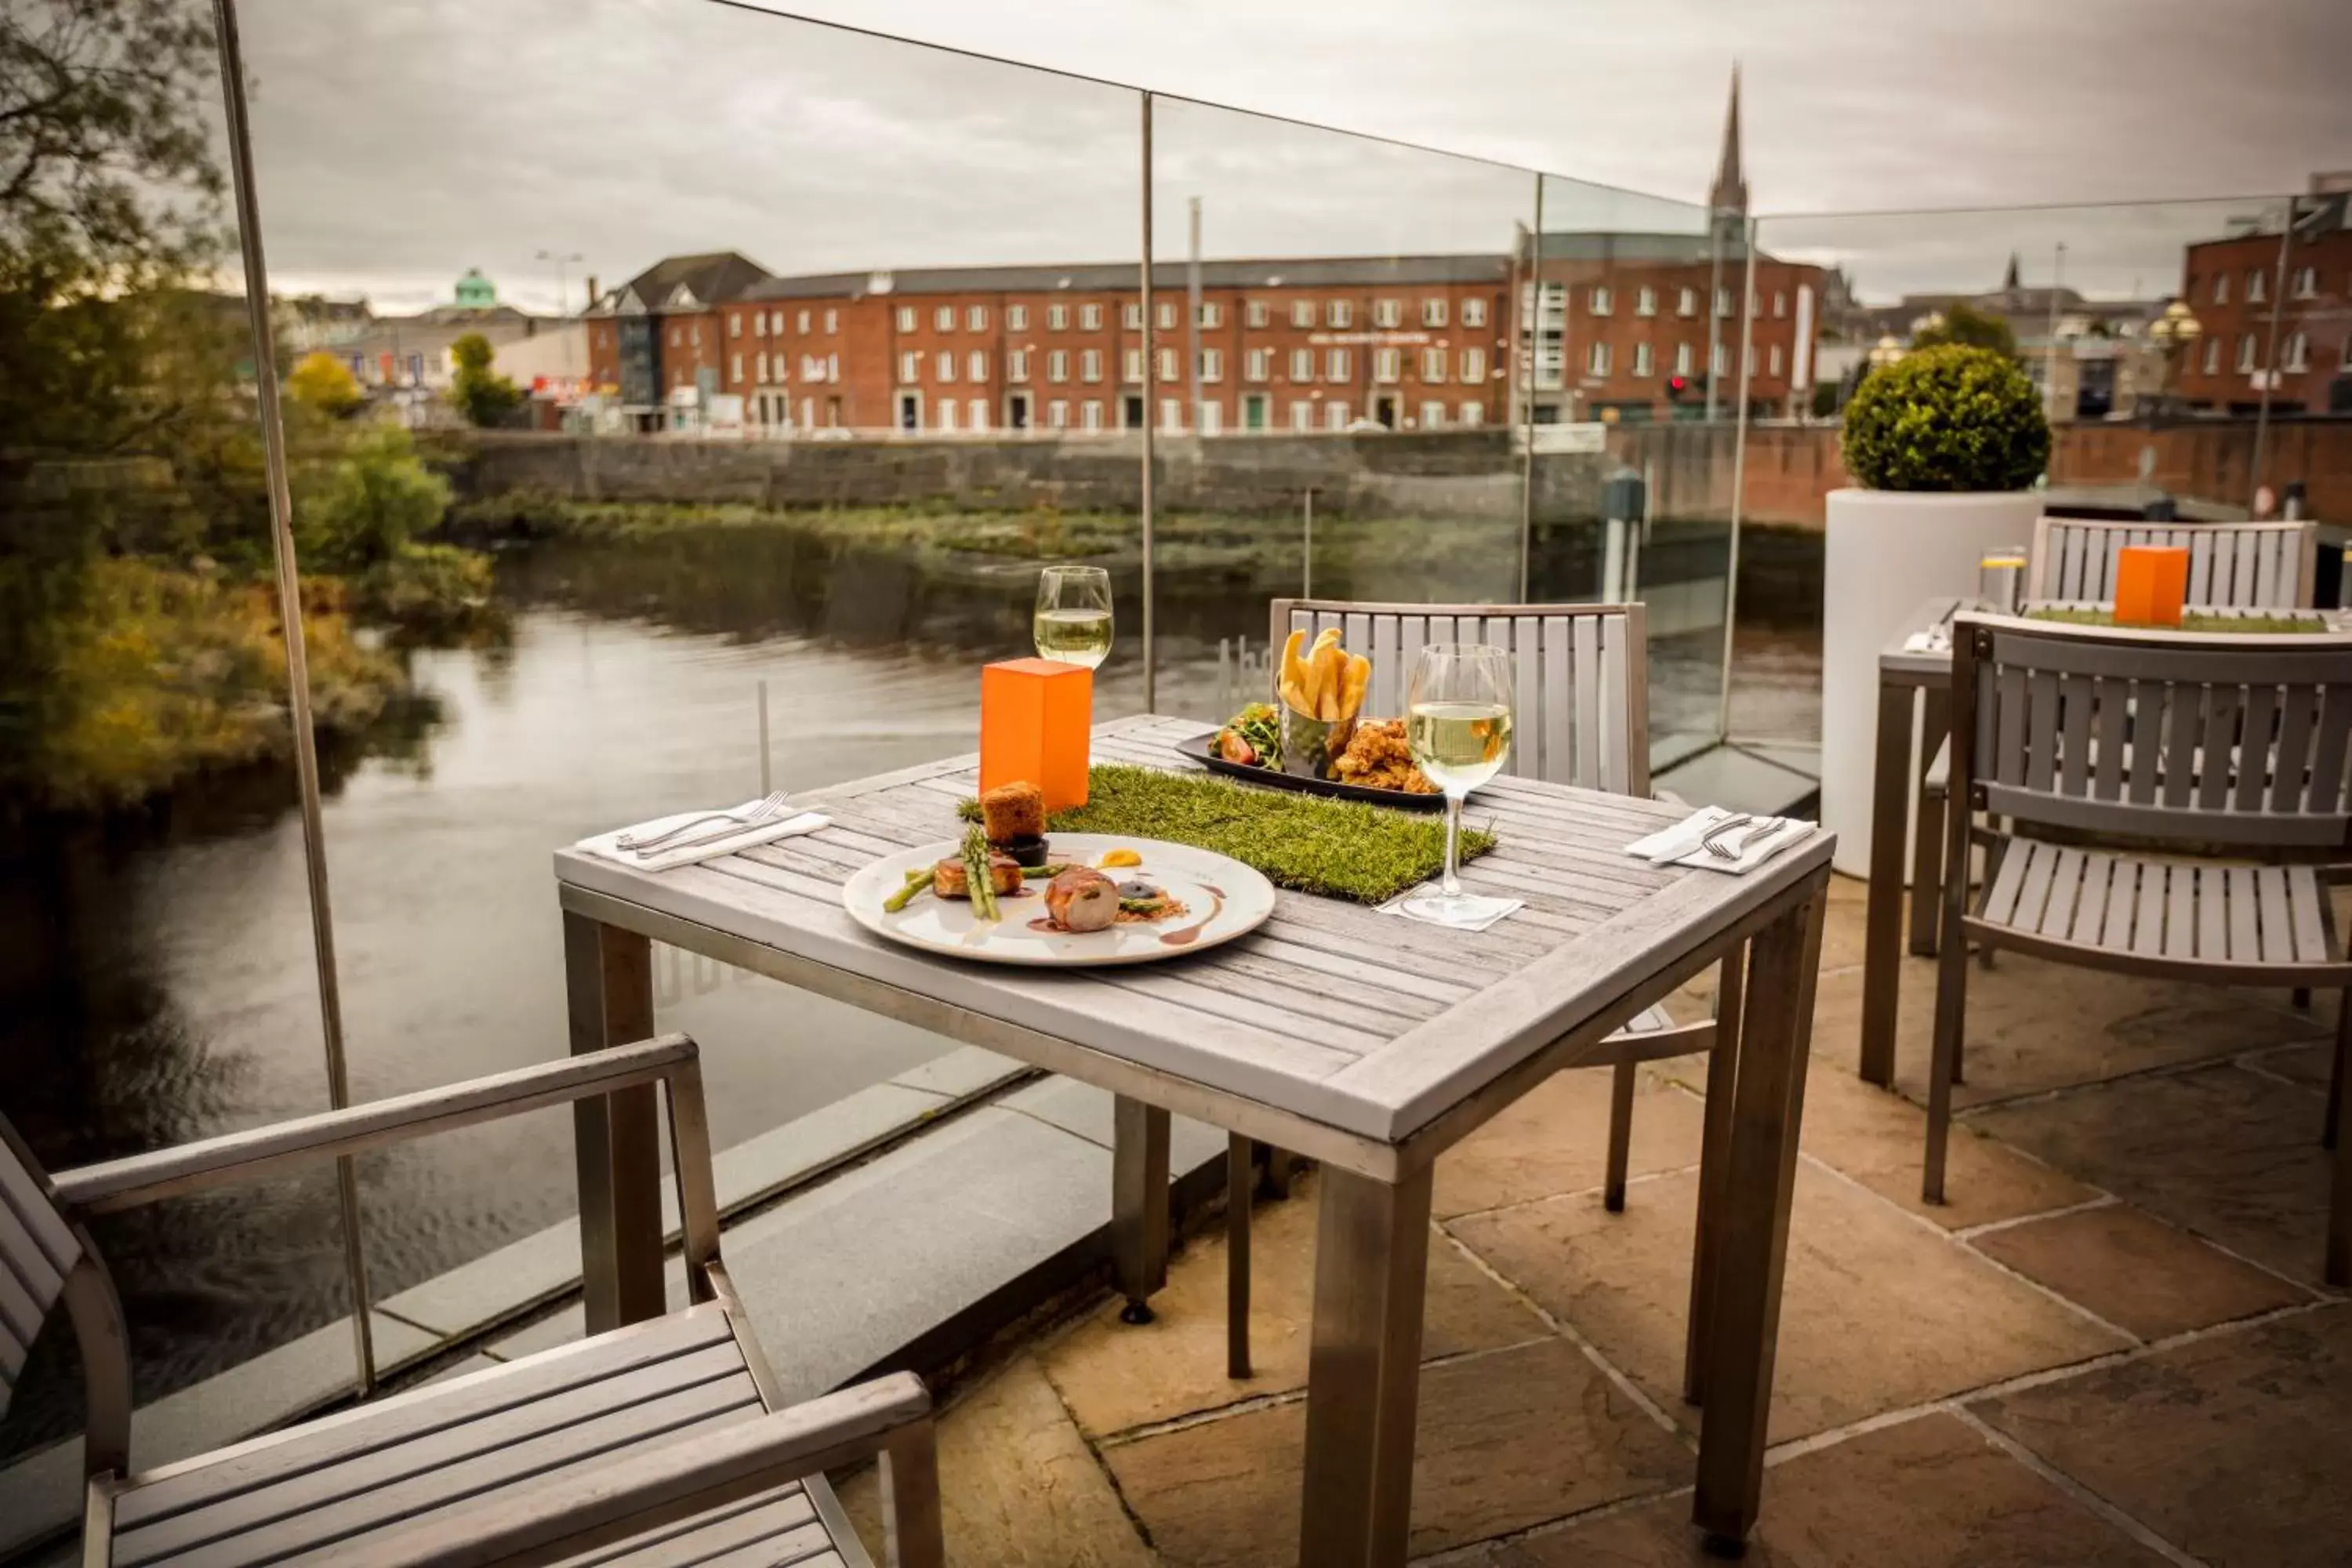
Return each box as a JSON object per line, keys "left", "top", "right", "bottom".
{"left": 1333, "top": 719, "right": 1440, "bottom": 793}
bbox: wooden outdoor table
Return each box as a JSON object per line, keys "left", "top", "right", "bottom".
{"left": 1860, "top": 598, "right": 2352, "bottom": 1087}
{"left": 552, "top": 713, "right": 1835, "bottom": 1564}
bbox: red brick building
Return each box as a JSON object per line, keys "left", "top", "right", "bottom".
{"left": 2174, "top": 184, "right": 2352, "bottom": 416}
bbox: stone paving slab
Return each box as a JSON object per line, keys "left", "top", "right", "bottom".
{"left": 1969, "top": 1062, "right": 2341, "bottom": 1288}
{"left": 1975, "top": 1304, "right": 2352, "bottom": 1568}
{"left": 1969, "top": 1203, "right": 2312, "bottom": 1342}
{"left": 1481, "top": 1411, "right": 2171, "bottom": 1567}
{"left": 1430, "top": 1069, "right": 1708, "bottom": 1221}
{"left": 1039, "top": 1173, "right": 1548, "bottom": 1440}
{"left": 1102, "top": 1338, "right": 1690, "bottom": 1567}
{"left": 1450, "top": 1164, "right": 2126, "bottom": 1446}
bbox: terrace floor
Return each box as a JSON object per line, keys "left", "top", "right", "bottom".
{"left": 833, "top": 873, "right": 2350, "bottom": 1567}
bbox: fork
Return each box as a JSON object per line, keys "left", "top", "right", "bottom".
{"left": 619, "top": 790, "right": 789, "bottom": 852}
{"left": 1693, "top": 813, "right": 1751, "bottom": 859}
{"left": 1708, "top": 817, "right": 1788, "bottom": 862}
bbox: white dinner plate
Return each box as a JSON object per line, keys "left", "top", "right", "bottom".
{"left": 841, "top": 833, "right": 1276, "bottom": 967}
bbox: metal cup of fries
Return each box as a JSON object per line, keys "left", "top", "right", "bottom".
{"left": 1276, "top": 626, "right": 1371, "bottom": 779}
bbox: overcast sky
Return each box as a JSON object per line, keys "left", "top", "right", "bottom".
{"left": 235, "top": 0, "right": 2350, "bottom": 315}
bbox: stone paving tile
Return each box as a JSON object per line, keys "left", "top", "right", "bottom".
{"left": 1450, "top": 1165, "right": 2125, "bottom": 1445}
{"left": 1432, "top": 1068, "right": 1708, "bottom": 1221}
{"left": 1039, "top": 1174, "right": 1547, "bottom": 1439}
{"left": 838, "top": 1354, "right": 1152, "bottom": 1568}
{"left": 1809, "top": 952, "right": 2323, "bottom": 1109}
{"left": 1102, "top": 1338, "right": 1689, "bottom": 1567}
{"left": 1976, "top": 1304, "right": 2352, "bottom": 1568}
{"left": 2250, "top": 1040, "right": 2338, "bottom": 1094}
{"left": 1969, "top": 1062, "right": 2339, "bottom": 1288}
{"left": 1969, "top": 1203, "right": 2310, "bottom": 1342}
{"left": 1483, "top": 1411, "right": 2169, "bottom": 1567}
{"left": 1791, "top": 1054, "right": 2096, "bottom": 1232}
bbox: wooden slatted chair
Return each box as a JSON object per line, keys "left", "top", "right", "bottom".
{"left": 1, "top": 1035, "right": 944, "bottom": 1567}
{"left": 2028, "top": 517, "right": 2320, "bottom": 610}
{"left": 1913, "top": 518, "right": 2325, "bottom": 959}
{"left": 1215, "top": 600, "right": 1736, "bottom": 1384}
{"left": 1933, "top": 613, "right": 2352, "bottom": 1286}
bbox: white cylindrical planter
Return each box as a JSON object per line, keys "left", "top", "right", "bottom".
{"left": 1819, "top": 488, "right": 2043, "bottom": 877}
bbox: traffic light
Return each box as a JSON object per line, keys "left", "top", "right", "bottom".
{"left": 1665, "top": 375, "right": 1690, "bottom": 401}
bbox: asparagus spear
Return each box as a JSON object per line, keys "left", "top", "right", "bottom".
{"left": 883, "top": 869, "right": 935, "bottom": 913}
{"left": 960, "top": 826, "right": 1000, "bottom": 921}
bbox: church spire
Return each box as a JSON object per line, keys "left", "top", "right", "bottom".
{"left": 1708, "top": 64, "right": 1748, "bottom": 216}
{"left": 2002, "top": 251, "right": 2021, "bottom": 292}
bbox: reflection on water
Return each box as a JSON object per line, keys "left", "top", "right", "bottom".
{"left": 0, "top": 512, "right": 1810, "bottom": 1454}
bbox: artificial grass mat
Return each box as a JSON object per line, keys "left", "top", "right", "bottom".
{"left": 960, "top": 764, "right": 1494, "bottom": 906}
{"left": 2025, "top": 608, "right": 2328, "bottom": 635}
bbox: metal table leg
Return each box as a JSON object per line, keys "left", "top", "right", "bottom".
{"left": 563, "top": 911, "right": 662, "bottom": 1332}
{"left": 1298, "top": 1163, "right": 1434, "bottom": 1568}
{"left": 1860, "top": 679, "right": 1915, "bottom": 1088}
{"left": 1112, "top": 1094, "right": 1171, "bottom": 1323}
{"left": 1683, "top": 946, "right": 1745, "bottom": 1408}
{"left": 1693, "top": 874, "right": 1827, "bottom": 1549}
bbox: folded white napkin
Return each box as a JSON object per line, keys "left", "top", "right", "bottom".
{"left": 1624, "top": 808, "right": 1815, "bottom": 876}
{"left": 1902, "top": 630, "right": 1951, "bottom": 654}
{"left": 579, "top": 804, "right": 830, "bottom": 872}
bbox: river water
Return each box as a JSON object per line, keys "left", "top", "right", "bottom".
{"left": 0, "top": 518, "right": 1818, "bottom": 1453}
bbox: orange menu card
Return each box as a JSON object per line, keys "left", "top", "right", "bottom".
{"left": 979, "top": 658, "right": 1091, "bottom": 811}
{"left": 2113, "top": 545, "right": 2188, "bottom": 627}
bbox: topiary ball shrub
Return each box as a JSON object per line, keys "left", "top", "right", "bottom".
{"left": 1841, "top": 343, "right": 2050, "bottom": 492}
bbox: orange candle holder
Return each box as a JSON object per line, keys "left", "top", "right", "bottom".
{"left": 2113, "top": 545, "right": 2188, "bottom": 627}
{"left": 980, "top": 658, "right": 1091, "bottom": 811}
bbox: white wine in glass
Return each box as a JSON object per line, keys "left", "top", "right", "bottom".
{"left": 1033, "top": 565, "right": 1113, "bottom": 670}
{"left": 1402, "top": 644, "right": 1516, "bottom": 929}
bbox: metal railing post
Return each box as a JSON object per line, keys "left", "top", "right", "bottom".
{"left": 210, "top": 0, "right": 375, "bottom": 1396}
{"left": 1716, "top": 221, "right": 1759, "bottom": 746}
{"left": 1518, "top": 173, "right": 1542, "bottom": 602}
{"left": 1139, "top": 93, "right": 1157, "bottom": 712}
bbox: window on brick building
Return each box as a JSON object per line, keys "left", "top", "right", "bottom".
{"left": 1459, "top": 401, "right": 1483, "bottom": 426}
{"left": 1082, "top": 400, "right": 1103, "bottom": 430}
{"left": 752, "top": 314, "right": 765, "bottom": 339}
{"left": 1463, "top": 298, "right": 1487, "bottom": 328}
{"left": 1162, "top": 397, "right": 1184, "bottom": 432}
{"left": 1421, "top": 298, "right": 1448, "bottom": 328}
{"left": 2245, "top": 269, "right": 2267, "bottom": 304}
{"left": 1124, "top": 302, "right": 1143, "bottom": 329}
{"left": 1589, "top": 286, "right": 1613, "bottom": 316}
{"left": 1326, "top": 347, "right": 1352, "bottom": 381}
{"left": 1327, "top": 301, "right": 1352, "bottom": 328}
{"left": 1374, "top": 299, "right": 1402, "bottom": 328}
{"left": 1635, "top": 287, "right": 1656, "bottom": 318}
{"left": 1008, "top": 349, "right": 1030, "bottom": 383}
{"left": 1199, "top": 302, "right": 1222, "bottom": 328}
{"left": 1080, "top": 348, "right": 1102, "bottom": 382}
{"left": 1008, "top": 304, "right": 1029, "bottom": 330}
{"left": 2291, "top": 267, "right": 2318, "bottom": 299}
{"left": 899, "top": 350, "right": 920, "bottom": 383}
{"left": 1157, "top": 346, "right": 1178, "bottom": 381}
{"left": 938, "top": 400, "right": 956, "bottom": 431}
{"left": 1461, "top": 346, "right": 1485, "bottom": 382}
{"left": 896, "top": 307, "right": 916, "bottom": 332}
{"left": 968, "top": 350, "right": 988, "bottom": 381}
{"left": 1773, "top": 290, "right": 1788, "bottom": 318}
{"left": 1674, "top": 343, "right": 1693, "bottom": 376}
{"left": 1678, "top": 288, "right": 1697, "bottom": 317}
{"left": 755, "top": 352, "right": 769, "bottom": 382}
{"left": 1420, "top": 347, "right": 1446, "bottom": 382}
{"left": 1290, "top": 401, "right": 1314, "bottom": 431}
{"left": 1201, "top": 347, "right": 1224, "bottom": 382}
{"left": 2237, "top": 332, "right": 2259, "bottom": 372}
{"left": 2212, "top": 273, "right": 2230, "bottom": 306}
{"left": 729, "top": 314, "right": 741, "bottom": 337}
{"left": 823, "top": 309, "right": 837, "bottom": 334}
{"left": 1246, "top": 348, "right": 1270, "bottom": 382}
{"left": 1711, "top": 341, "right": 1729, "bottom": 376}
{"left": 1374, "top": 347, "right": 1401, "bottom": 383}
{"left": 1047, "top": 303, "right": 1069, "bottom": 331}
{"left": 794, "top": 310, "right": 808, "bottom": 334}
{"left": 1048, "top": 349, "right": 1069, "bottom": 383}
{"left": 2202, "top": 337, "right": 2220, "bottom": 374}
{"left": 1325, "top": 400, "right": 1349, "bottom": 430}
{"left": 1292, "top": 299, "right": 1316, "bottom": 328}
{"left": 2282, "top": 332, "right": 2309, "bottom": 372}
{"left": 1290, "top": 347, "right": 1313, "bottom": 381}
{"left": 1153, "top": 301, "right": 1173, "bottom": 330}
{"left": 1247, "top": 300, "right": 1269, "bottom": 328}
{"left": 1082, "top": 303, "right": 1104, "bottom": 331}
{"left": 968, "top": 305, "right": 988, "bottom": 331}
{"left": 1419, "top": 401, "right": 1445, "bottom": 429}
{"left": 1587, "top": 342, "right": 1610, "bottom": 376}
{"left": 937, "top": 350, "right": 957, "bottom": 382}
{"left": 1632, "top": 342, "right": 1653, "bottom": 377}
{"left": 1124, "top": 347, "right": 1144, "bottom": 381}
{"left": 935, "top": 305, "right": 955, "bottom": 332}
{"left": 731, "top": 354, "right": 742, "bottom": 381}
{"left": 669, "top": 326, "right": 681, "bottom": 346}
{"left": 1047, "top": 399, "right": 1069, "bottom": 429}
{"left": 1769, "top": 343, "right": 1784, "bottom": 376}
{"left": 1715, "top": 288, "right": 1733, "bottom": 318}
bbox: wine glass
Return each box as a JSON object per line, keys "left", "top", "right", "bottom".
{"left": 1033, "top": 565, "right": 1112, "bottom": 670}
{"left": 1402, "top": 644, "right": 1515, "bottom": 928}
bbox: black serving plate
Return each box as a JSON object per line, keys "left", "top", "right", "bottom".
{"left": 1174, "top": 732, "right": 1446, "bottom": 811}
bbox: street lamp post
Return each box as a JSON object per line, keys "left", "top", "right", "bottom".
{"left": 538, "top": 248, "right": 585, "bottom": 377}
{"left": 2145, "top": 299, "right": 2201, "bottom": 419}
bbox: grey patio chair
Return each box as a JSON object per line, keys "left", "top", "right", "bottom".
{"left": 1932, "top": 612, "right": 2352, "bottom": 1286}
{"left": 1215, "top": 600, "right": 1733, "bottom": 1390}
{"left": 0, "top": 1034, "right": 944, "bottom": 1567}
{"left": 1912, "top": 517, "right": 2325, "bottom": 962}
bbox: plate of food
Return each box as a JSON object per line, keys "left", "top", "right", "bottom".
{"left": 840, "top": 782, "right": 1276, "bottom": 967}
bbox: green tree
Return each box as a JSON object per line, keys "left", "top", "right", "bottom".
{"left": 1912, "top": 301, "right": 2019, "bottom": 361}
{"left": 288, "top": 350, "right": 366, "bottom": 417}
{"left": 448, "top": 332, "right": 524, "bottom": 426}
{"left": 296, "top": 426, "right": 451, "bottom": 570}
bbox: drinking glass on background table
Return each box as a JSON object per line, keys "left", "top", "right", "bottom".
{"left": 1033, "top": 564, "right": 1113, "bottom": 670}
{"left": 1403, "top": 643, "right": 1516, "bottom": 928}
{"left": 1980, "top": 546, "right": 2026, "bottom": 614}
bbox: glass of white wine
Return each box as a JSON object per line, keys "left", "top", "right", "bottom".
{"left": 1403, "top": 643, "right": 1515, "bottom": 928}
{"left": 1033, "top": 565, "right": 1113, "bottom": 670}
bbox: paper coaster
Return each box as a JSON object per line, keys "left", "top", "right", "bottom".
{"left": 1376, "top": 886, "right": 1525, "bottom": 933}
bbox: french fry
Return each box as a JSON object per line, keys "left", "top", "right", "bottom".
{"left": 1341, "top": 653, "right": 1370, "bottom": 718}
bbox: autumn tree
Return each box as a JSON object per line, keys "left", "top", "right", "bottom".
{"left": 448, "top": 332, "right": 523, "bottom": 426}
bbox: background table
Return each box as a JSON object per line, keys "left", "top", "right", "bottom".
{"left": 553, "top": 713, "right": 1835, "bottom": 1563}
